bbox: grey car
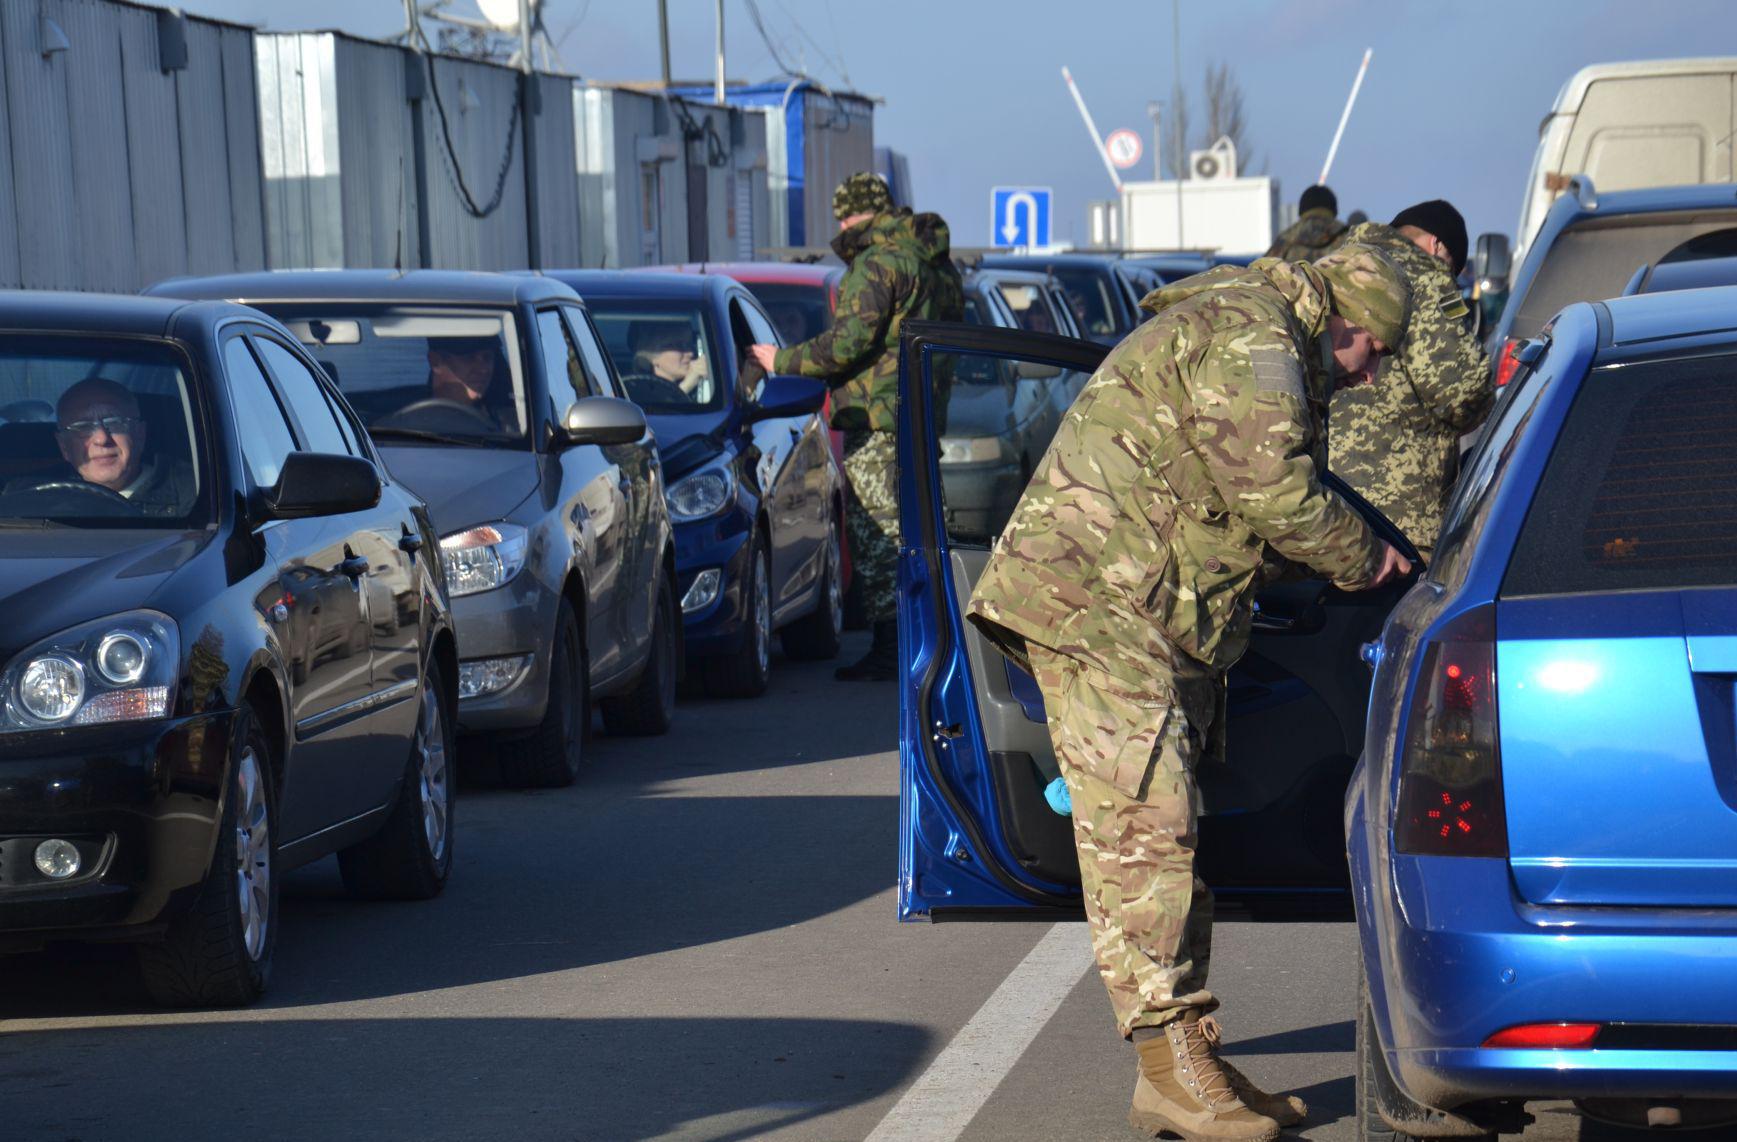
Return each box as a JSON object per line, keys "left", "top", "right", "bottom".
{"left": 150, "top": 271, "right": 678, "bottom": 787}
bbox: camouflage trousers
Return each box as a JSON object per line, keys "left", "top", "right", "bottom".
{"left": 842, "top": 429, "right": 900, "bottom": 624}
{"left": 1028, "top": 643, "right": 1221, "bottom": 1038}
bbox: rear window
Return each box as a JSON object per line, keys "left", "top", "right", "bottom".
{"left": 1505, "top": 353, "right": 1737, "bottom": 594}
{"left": 1513, "top": 212, "right": 1737, "bottom": 338}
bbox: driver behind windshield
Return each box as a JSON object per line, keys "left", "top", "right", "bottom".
{"left": 51, "top": 377, "right": 192, "bottom": 515}
{"left": 427, "top": 335, "right": 515, "bottom": 430}
{"left": 626, "top": 321, "right": 709, "bottom": 403}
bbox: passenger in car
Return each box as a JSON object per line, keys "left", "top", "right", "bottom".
{"left": 51, "top": 377, "right": 194, "bottom": 514}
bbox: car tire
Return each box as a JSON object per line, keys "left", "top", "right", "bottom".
{"left": 778, "top": 515, "right": 844, "bottom": 662}
{"left": 337, "top": 661, "right": 455, "bottom": 900}
{"left": 1357, "top": 962, "right": 1495, "bottom": 1142}
{"left": 600, "top": 572, "right": 678, "bottom": 736}
{"left": 138, "top": 704, "right": 278, "bottom": 1007}
{"left": 499, "top": 596, "right": 589, "bottom": 788}
{"left": 703, "top": 537, "right": 772, "bottom": 699}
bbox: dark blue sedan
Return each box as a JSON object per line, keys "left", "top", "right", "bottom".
{"left": 544, "top": 271, "right": 843, "bottom": 699}
{"left": 1351, "top": 286, "right": 1737, "bottom": 1136}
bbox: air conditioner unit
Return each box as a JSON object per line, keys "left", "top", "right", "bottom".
{"left": 1189, "top": 137, "right": 1238, "bottom": 182}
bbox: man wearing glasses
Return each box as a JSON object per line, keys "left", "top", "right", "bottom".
{"left": 52, "top": 377, "right": 193, "bottom": 515}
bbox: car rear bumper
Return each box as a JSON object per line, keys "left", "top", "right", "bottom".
{"left": 1369, "top": 848, "right": 1737, "bottom": 1107}
{"left": 674, "top": 513, "right": 754, "bottom": 659}
{"left": 0, "top": 712, "right": 232, "bottom": 947}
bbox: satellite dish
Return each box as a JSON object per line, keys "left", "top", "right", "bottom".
{"left": 475, "top": 0, "right": 522, "bottom": 32}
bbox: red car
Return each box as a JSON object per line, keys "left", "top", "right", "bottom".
{"left": 653, "top": 263, "right": 857, "bottom": 611}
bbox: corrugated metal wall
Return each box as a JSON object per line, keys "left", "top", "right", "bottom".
{"left": 0, "top": 0, "right": 263, "bottom": 292}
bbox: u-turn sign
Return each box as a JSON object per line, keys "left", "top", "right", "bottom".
{"left": 990, "top": 186, "right": 1052, "bottom": 248}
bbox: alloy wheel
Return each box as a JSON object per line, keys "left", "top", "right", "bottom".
{"left": 416, "top": 678, "right": 450, "bottom": 862}
{"left": 232, "top": 747, "right": 272, "bottom": 962}
{"left": 824, "top": 526, "right": 844, "bottom": 638}
{"left": 753, "top": 556, "right": 771, "bottom": 676}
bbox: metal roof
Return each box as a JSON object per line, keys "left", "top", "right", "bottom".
{"left": 147, "top": 269, "right": 578, "bottom": 306}
{"left": 653, "top": 262, "right": 841, "bottom": 286}
{"left": 541, "top": 269, "right": 732, "bottom": 303}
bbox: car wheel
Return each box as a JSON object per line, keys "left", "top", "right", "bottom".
{"left": 779, "top": 515, "right": 844, "bottom": 661}
{"left": 703, "top": 537, "right": 772, "bottom": 699}
{"left": 499, "top": 596, "right": 588, "bottom": 787}
{"left": 337, "top": 661, "right": 455, "bottom": 899}
{"left": 139, "top": 704, "right": 278, "bottom": 1007}
{"left": 1357, "top": 961, "right": 1495, "bottom": 1142}
{"left": 600, "top": 572, "right": 678, "bottom": 736}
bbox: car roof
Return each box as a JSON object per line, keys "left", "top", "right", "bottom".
{"left": 1600, "top": 285, "right": 1737, "bottom": 348}
{"left": 978, "top": 253, "right": 1121, "bottom": 271}
{"left": 148, "top": 269, "right": 579, "bottom": 307}
{"left": 0, "top": 289, "right": 243, "bottom": 337}
{"left": 1637, "top": 255, "right": 1737, "bottom": 295}
{"left": 1546, "top": 182, "right": 1737, "bottom": 229}
{"left": 968, "top": 266, "right": 1057, "bottom": 287}
{"left": 541, "top": 269, "right": 733, "bottom": 302}
{"left": 654, "top": 262, "right": 841, "bottom": 286}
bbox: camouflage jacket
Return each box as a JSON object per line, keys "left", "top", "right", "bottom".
{"left": 1266, "top": 208, "right": 1348, "bottom": 262}
{"left": 967, "top": 260, "right": 1384, "bottom": 685}
{"left": 774, "top": 209, "right": 963, "bottom": 433}
{"left": 1327, "top": 222, "right": 1494, "bottom": 553}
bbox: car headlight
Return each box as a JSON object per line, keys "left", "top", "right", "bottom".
{"left": 938, "top": 436, "right": 1008, "bottom": 465}
{"left": 440, "top": 523, "right": 529, "bottom": 597}
{"left": 665, "top": 462, "right": 736, "bottom": 522}
{"left": 1, "top": 611, "right": 179, "bottom": 732}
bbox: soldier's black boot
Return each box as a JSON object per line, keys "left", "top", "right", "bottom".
{"left": 835, "top": 620, "right": 897, "bottom": 682}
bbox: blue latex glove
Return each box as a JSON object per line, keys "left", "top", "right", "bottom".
{"left": 1044, "top": 776, "right": 1072, "bottom": 816}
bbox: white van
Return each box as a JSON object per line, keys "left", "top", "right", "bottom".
{"left": 1513, "top": 58, "right": 1736, "bottom": 261}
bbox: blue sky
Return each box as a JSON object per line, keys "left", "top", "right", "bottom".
{"left": 182, "top": 0, "right": 1735, "bottom": 247}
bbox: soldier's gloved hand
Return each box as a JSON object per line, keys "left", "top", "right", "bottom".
{"left": 1368, "top": 542, "right": 1414, "bottom": 588}
{"left": 749, "top": 344, "right": 778, "bottom": 373}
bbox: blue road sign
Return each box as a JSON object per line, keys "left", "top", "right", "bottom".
{"left": 990, "top": 186, "right": 1052, "bottom": 249}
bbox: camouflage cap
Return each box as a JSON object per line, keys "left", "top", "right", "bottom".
{"left": 1313, "top": 242, "right": 1412, "bottom": 347}
{"left": 833, "top": 172, "right": 891, "bottom": 220}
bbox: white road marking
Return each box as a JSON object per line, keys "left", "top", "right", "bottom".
{"left": 865, "top": 922, "right": 1091, "bottom": 1142}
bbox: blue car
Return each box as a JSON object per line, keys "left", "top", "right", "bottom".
{"left": 1487, "top": 178, "right": 1737, "bottom": 385}
{"left": 893, "top": 319, "right": 1420, "bottom": 917}
{"left": 1350, "top": 286, "right": 1737, "bottom": 1137}
{"left": 544, "top": 271, "right": 843, "bottom": 699}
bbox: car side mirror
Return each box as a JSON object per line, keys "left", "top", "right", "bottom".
{"left": 1473, "top": 232, "right": 1511, "bottom": 289}
{"left": 560, "top": 396, "right": 647, "bottom": 446}
{"left": 261, "top": 452, "right": 381, "bottom": 520}
{"left": 745, "top": 375, "right": 827, "bottom": 422}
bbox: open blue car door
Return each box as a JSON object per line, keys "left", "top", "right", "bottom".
{"left": 896, "top": 320, "right": 1421, "bottom": 920}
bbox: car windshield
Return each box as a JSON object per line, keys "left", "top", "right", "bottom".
{"left": 1512, "top": 213, "right": 1737, "bottom": 339}
{"left": 587, "top": 303, "right": 723, "bottom": 414}
{"left": 1049, "top": 267, "right": 1119, "bottom": 337}
{"left": 996, "top": 282, "right": 1063, "bottom": 334}
{"left": 264, "top": 305, "right": 529, "bottom": 446}
{"left": 0, "top": 335, "right": 205, "bottom": 528}
{"left": 741, "top": 281, "right": 833, "bottom": 345}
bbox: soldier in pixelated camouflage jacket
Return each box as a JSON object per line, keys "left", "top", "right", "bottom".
{"left": 1327, "top": 222, "right": 1493, "bottom": 555}
{"left": 1266, "top": 207, "right": 1348, "bottom": 263}
{"left": 966, "top": 257, "right": 1390, "bottom": 689}
{"left": 773, "top": 209, "right": 961, "bottom": 432}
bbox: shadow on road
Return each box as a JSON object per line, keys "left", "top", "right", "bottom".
{"left": 1231, "top": 1019, "right": 1354, "bottom": 1056}
{"left": 0, "top": 1014, "right": 931, "bottom": 1141}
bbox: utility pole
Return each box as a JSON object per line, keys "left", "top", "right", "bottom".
{"left": 715, "top": 0, "right": 726, "bottom": 103}
{"left": 519, "top": 0, "right": 541, "bottom": 268}
{"left": 658, "top": 0, "right": 672, "bottom": 87}
{"left": 1171, "top": 0, "right": 1184, "bottom": 247}
{"left": 1146, "top": 100, "right": 1162, "bottom": 182}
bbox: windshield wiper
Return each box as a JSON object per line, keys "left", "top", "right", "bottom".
{"left": 366, "top": 426, "right": 492, "bottom": 447}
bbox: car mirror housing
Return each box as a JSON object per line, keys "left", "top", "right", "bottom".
{"left": 261, "top": 452, "right": 382, "bottom": 520}
{"left": 746, "top": 375, "right": 827, "bottom": 422}
{"left": 561, "top": 396, "right": 647, "bottom": 447}
{"left": 1473, "top": 232, "right": 1512, "bottom": 288}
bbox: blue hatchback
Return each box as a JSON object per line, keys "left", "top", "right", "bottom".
{"left": 544, "top": 271, "right": 844, "bottom": 699}
{"left": 1351, "top": 286, "right": 1737, "bottom": 1136}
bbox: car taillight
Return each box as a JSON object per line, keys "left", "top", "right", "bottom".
{"left": 1483, "top": 1023, "right": 1601, "bottom": 1049}
{"left": 1494, "top": 338, "right": 1522, "bottom": 387}
{"left": 1395, "top": 603, "right": 1507, "bottom": 857}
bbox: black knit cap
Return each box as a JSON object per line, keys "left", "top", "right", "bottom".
{"left": 1299, "top": 184, "right": 1337, "bottom": 216}
{"left": 1391, "top": 199, "right": 1468, "bottom": 276}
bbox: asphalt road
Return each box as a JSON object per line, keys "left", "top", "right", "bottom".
{"left": 0, "top": 634, "right": 1707, "bottom": 1141}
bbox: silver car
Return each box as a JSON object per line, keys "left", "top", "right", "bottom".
{"left": 150, "top": 271, "right": 678, "bottom": 786}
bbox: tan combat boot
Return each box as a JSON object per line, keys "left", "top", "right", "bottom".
{"left": 1130, "top": 1011, "right": 1280, "bottom": 1142}
{"left": 1203, "top": 1024, "right": 1308, "bottom": 1128}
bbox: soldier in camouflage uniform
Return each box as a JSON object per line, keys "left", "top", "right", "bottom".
{"left": 750, "top": 172, "right": 964, "bottom": 681}
{"left": 1265, "top": 184, "right": 1347, "bottom": 262}
{"left": 1327, "top": 201, "right": 1494, "bottom": 559}
{"left": 967, "top": 246, "right": 1414, "bottom": 1142}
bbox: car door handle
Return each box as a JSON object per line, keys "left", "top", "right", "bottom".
{"left": 399, "top": 533, "right": 423, "bottom": 554}
{"left": 338, "top": 555, "right": 369, "bottom": 579}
